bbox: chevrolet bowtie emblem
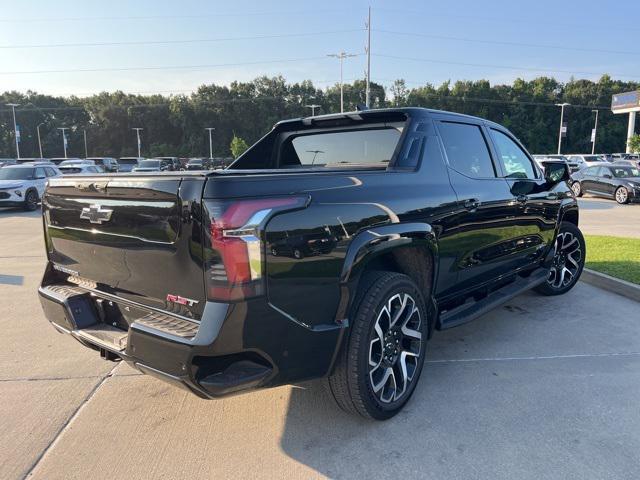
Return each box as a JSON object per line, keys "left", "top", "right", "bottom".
{"left": 80, "top": 204, "right": 113, "bottom": 224}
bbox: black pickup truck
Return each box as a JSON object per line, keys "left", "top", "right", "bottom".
{"left": 38, "top": 108, "right": 584, "bottom": 420}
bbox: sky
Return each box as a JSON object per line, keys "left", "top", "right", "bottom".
{"left": 0, "top": 0, "right": 638, "bottom": 97}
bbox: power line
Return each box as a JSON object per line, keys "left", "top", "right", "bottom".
{"left": 373, "top": 53, "right": 640, "bottom": 80}
{"left": 375, "top": 29, "right": 640, "bottom": 57}
{"left": 0, "top": 29, "right": 365, "bottom": 50}
{"left": 0, "top": 55, "right": 362, "bottom": 75}
{"left": 0, "top": 9, "right": 353, "bottom": 23}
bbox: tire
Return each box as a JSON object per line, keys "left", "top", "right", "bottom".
{"left": 293, "top": 248, "right": 303, "bottom": 259}
{"left": 571, "top": 182, "right": 582, "bottom": 197}
{"left": 327, "top": 271, "right": 428, "bottom": 420}
{"left": 23, "top": 189, "right": 39, "bottom": 211}
{"left": 535, "top": 222, "right": 585, "bottom": 296}
{"left": 615, "top": 186, "right": 629, "bottom": 204}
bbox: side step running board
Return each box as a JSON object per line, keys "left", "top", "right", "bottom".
{"left": 438, "top": 270, "right": 548, "bottom": 329}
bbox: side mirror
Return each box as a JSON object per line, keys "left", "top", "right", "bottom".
{"left": 35, "top": 174, "right": 46, "bottom": 180}
{"left": 543, "top": 161, "right": 570, "bottom": 185}
{"left": 603, "top": 174, "right": 612, "bottom": 179}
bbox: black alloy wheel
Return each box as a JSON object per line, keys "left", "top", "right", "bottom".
{"left": 535, "top": 222, "right": 585, "bottom": 296}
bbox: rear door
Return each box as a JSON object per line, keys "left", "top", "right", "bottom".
{"left": 43, "top": 176, "right": 207, "bottom": 319}
{"left": 434, "top": 117, "right": 525, "bottom": 292}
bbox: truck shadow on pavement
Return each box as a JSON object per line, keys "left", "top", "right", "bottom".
{"left": 277, "top": 286, "right": 640, "bottom": 479}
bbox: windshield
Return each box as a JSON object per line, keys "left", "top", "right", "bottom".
{"left": 0, "top": 168, "right": 33, "bottom": 180}
{"left": 611, "top": 166, "right": 640, "bottom": 178}
{"left": 137, "top": 160, "right": 160, "bottom": 168}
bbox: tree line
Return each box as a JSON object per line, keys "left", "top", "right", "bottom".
{"left": 0, "top": 74, "right": 638, "bottom": 159}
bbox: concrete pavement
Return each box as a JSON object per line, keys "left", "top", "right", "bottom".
{"left": 1, "top": 207, "right": 639, "bottom": 480}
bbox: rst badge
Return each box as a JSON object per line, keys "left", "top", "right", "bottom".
{"left": 80, "top": 204, "right": 113, "bottom": 224}
{"left": 166, "top": 294, "right": 199, "bottom": 307}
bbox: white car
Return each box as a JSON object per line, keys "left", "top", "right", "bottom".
{"left": 0, "top": 163, "right": 61, "bottom": 211}
{"left": 58, "top": 164, "right": 104, "bottom": 175}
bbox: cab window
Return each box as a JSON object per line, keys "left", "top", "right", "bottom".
{"left": 490, "top": 129, "right": 537, "bottom": 179}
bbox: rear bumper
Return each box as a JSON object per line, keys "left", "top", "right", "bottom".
{"left": 38, "top": 267, "right": 343, "bottom": 398}
{"left": 38, "top": 283, "right": 273, "bottom": 398}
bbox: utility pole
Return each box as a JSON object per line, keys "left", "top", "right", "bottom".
{"left": 6, "top": 103, "right": 20, "bottom": 159}
{"left": 36, "top": 122, "right": 45, "bottom": 158}
{"left": 305, "top": 104, "right": 321, "bottom": 116}
{"left": 205, "top": 127, "right": 215, "bottom": 159}
{"left": 556, "top": 103, "right": 570, "bottom": 154}
{"left": 57, "top": 127, "right": 69, "bottom": 158}
{"left": 365, "top": 6, "right": 371, "bottom": 108}
{"left": 132, "top": 127, "right": 143, "bottom": 158}
{"left": 591, "top": 109, "right": 599, "bottom": 155}
{"left": 83, "top": 129, "right": 88, "bottom": 158}
{"left": 327, "top": 51, "right": 358, "bottom": 113}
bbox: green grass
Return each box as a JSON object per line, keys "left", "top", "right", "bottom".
{"left": 585, "top": 235, "right": 640, "bottom": 285}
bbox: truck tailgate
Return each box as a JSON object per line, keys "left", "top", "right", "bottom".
{"left": 43, "top": 176, "right": 206, "bottom": 320}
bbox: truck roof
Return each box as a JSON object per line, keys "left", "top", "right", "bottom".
{"left": 275, "top": 106, "right": 503, "bottom": 130}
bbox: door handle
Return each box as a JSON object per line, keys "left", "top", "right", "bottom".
{"left": 463, "top": 198, "right": 481, "bottom": 210}
{"left": 516, "top": 194, "right": 528, "bottom": 203}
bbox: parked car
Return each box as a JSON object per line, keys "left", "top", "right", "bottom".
{"left": 565, "top": 154, "right": 603, "bottom": 169}
{"left": 16, "top": 158, "right": 51, "bottom": 164}
{"left": 87, "top": 157, "right": 119, "bottom": 172}
{"left": 532, "top": 154, "right": 580, "bottom": 172}
{"left": 131, "top": 158, "right": 175, "bottom": 172}
{"left": 38, "top": 107, "right": 582, "bottom": 420}
{"left": 0, "top": 158, "right": 17, "bottom": 168}
{"left": 59, "top": 164, "right": 104, "bottom": 175}
{"left": 185, "top": 158, "right": 210, "bottom": 170}
{"left": 49, "top": 157, "right": 82, "bottom": 165}
{"left": 0, "top": 163, "right": 61, "bottom": 210}
{"left": 153, "top": 156, "right": 181, "bottom": 171}
{"left": 58, "top": 159, "right": 95, "bottom": 167}
{"left": 570, "top": 162, "right": 640, "bottom": 204}
{"left": 118, "top": 157, "right": 143, "bottom": 172}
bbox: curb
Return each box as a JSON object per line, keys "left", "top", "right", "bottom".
{"left": 580, "top": 268, "right": 640, "bottom": 303}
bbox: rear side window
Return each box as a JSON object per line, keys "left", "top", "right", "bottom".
{"left": 490, "top": 129, "right": 537, "bottom": 179}
{"left": 282, "top": 128, "right": 402, "bottom": 167}
{"left": 438, "top": 122, "right": 495, "bottom": 178}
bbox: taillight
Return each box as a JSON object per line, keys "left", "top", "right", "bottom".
{"left": 203, "top": 196, "right": 308, "bottom": 301}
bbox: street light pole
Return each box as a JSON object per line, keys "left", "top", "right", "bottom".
{"left": 556, "top": 103, "right": 570, "bottom": 154}
{"left": 57, "top": 127, "right": 69, "bottom": 159}
{"left": 132, "top": 128, "right": 143, "bottom": 157}
{"left": 591, "top": 109, "right": 599, "bottom": 155}
{"left": 36, "top": 122, "right": 45, "bottom": 158}
{"left": 205, "top": 127, "right": 215, "bottom": 159}
{"left": 305, "top": 104, "right": 321, "bottom": 116}
{"left": 365, "top": 6, "right": 371, "bottom": 108}
{"left": 6, "top": 103, "right": 20, "bottom": 159}
{"left": 328, "top": 51, "right": 358, "bottom": 113}
{"left": 83, "top": 129, "right": 88, "bottom": 158}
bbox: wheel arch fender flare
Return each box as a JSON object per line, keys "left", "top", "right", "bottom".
{"left": 334, "top": 222, "right": 439, "bottom": 326}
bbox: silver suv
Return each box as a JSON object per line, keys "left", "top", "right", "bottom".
{"left": 0, "top": 163, "right": 61, "bottom": 211}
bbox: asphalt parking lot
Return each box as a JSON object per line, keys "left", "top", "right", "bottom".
{"left": 1, "top": 208, "right": 639, "bottom": 480}
{"left": 578, "top": 196, "right": 640, "bottom": 238}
